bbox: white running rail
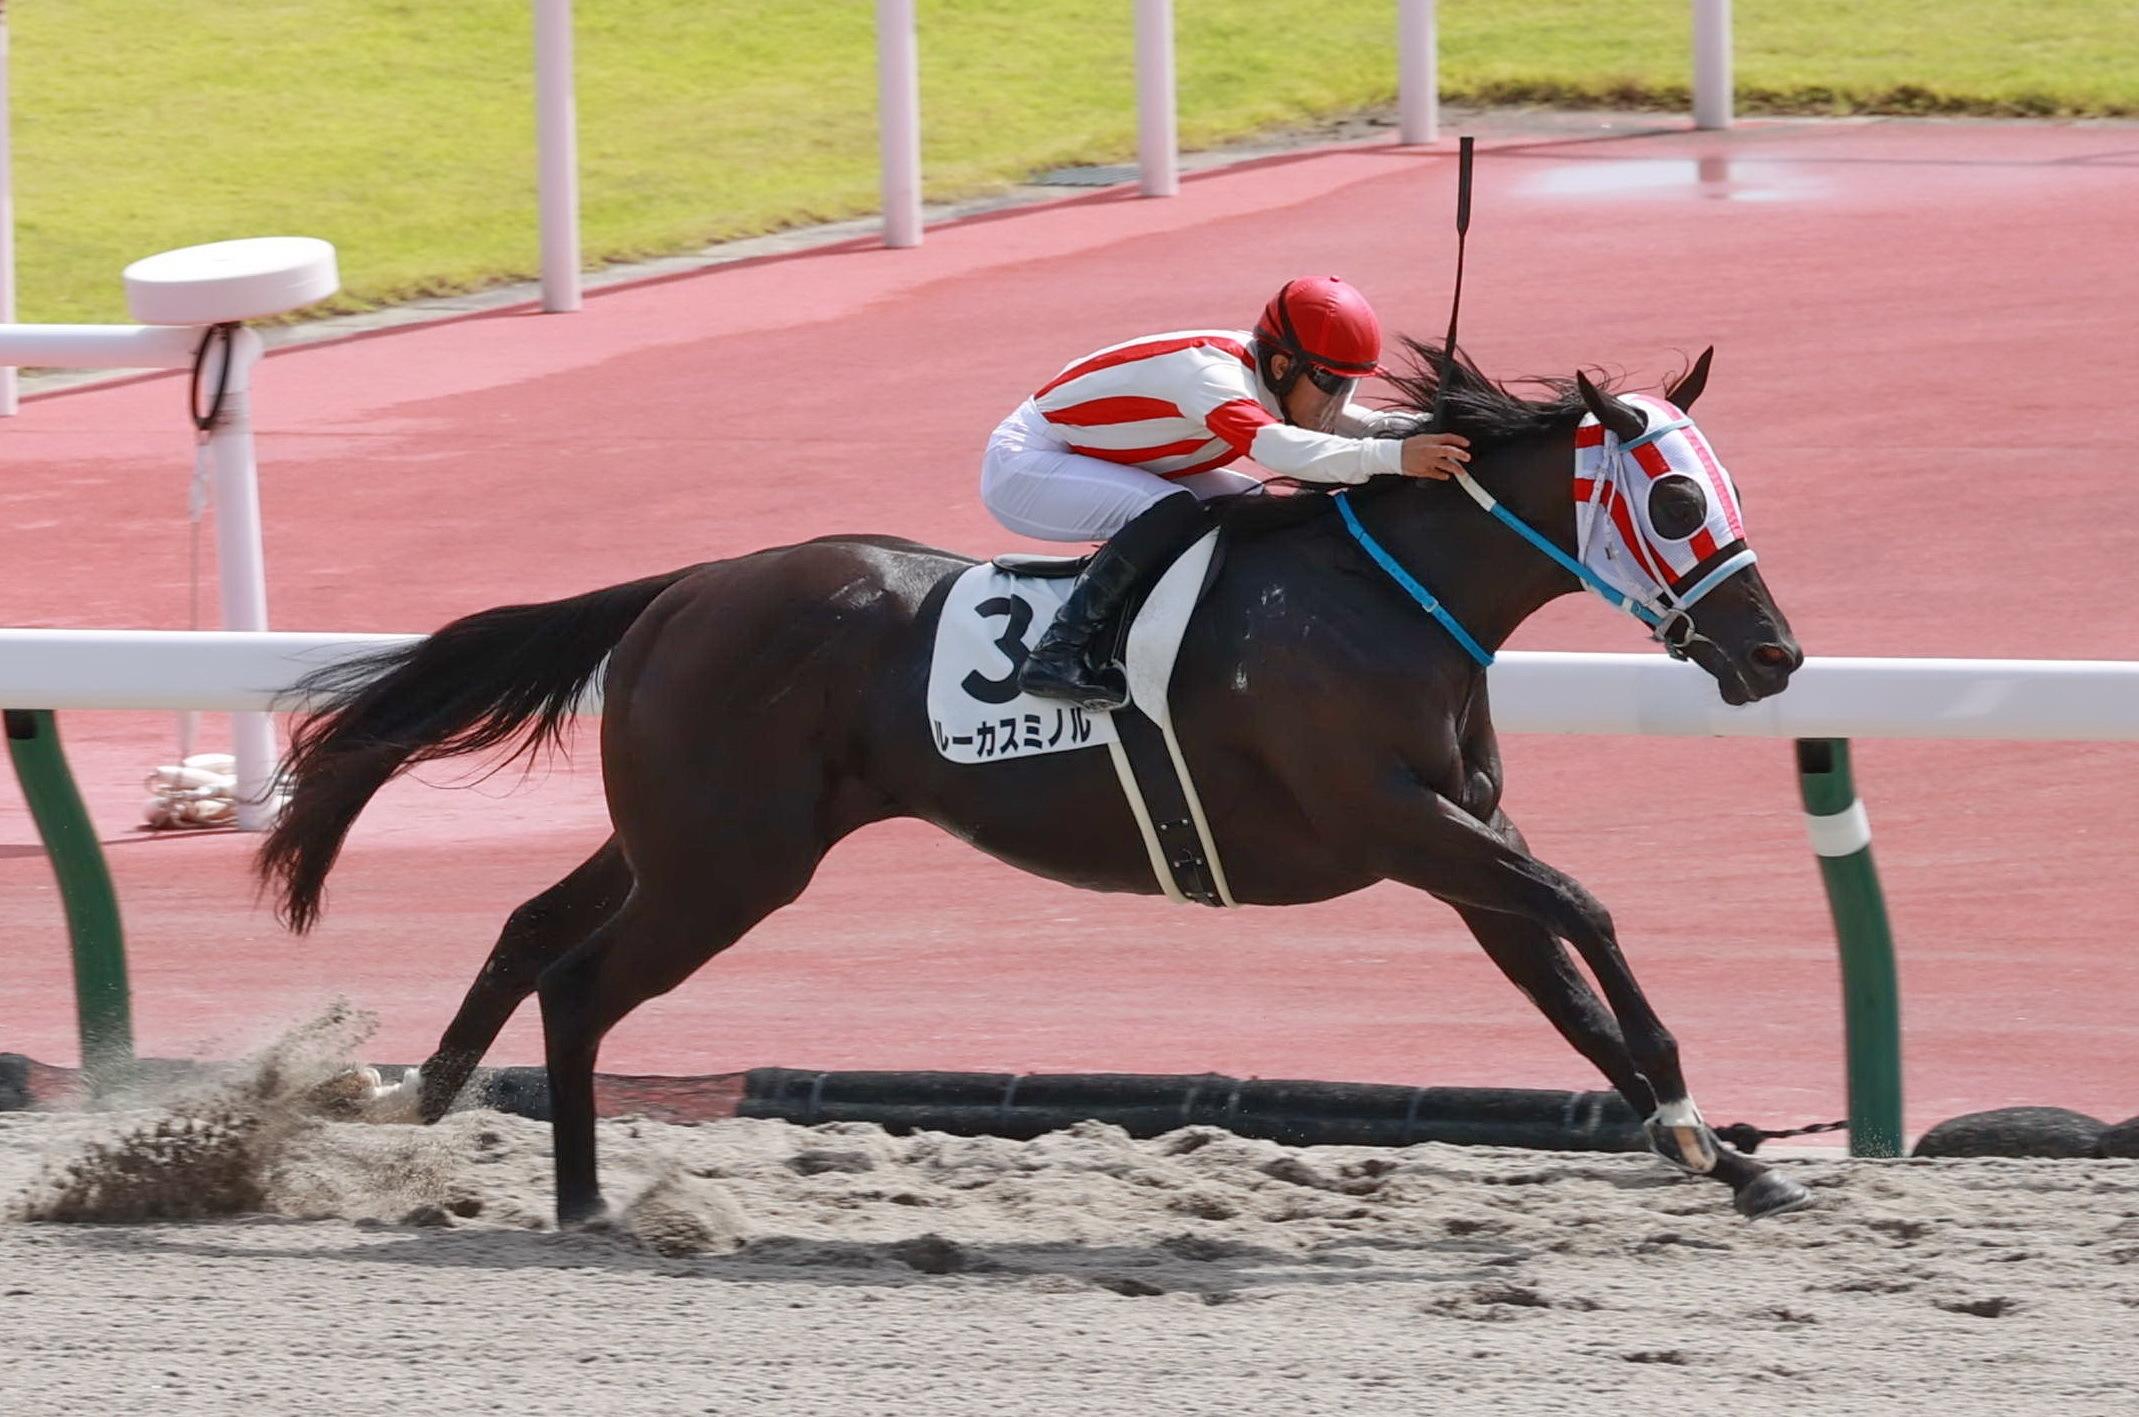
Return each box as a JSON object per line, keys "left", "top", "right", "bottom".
{"left": 4, "top": 632, "right": 2135, "bottom": 744}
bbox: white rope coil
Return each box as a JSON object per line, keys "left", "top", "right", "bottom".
{"left": 143, "top": 752, "right": 239, "bottom": 829}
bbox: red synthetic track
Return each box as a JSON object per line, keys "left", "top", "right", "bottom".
{"left": 5, "top": 118, "right": 2137, "bottom": 1136}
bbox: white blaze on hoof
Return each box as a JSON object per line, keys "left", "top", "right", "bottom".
{"left": 1674, "top": 1126, "right": 1717, "bottom": 1173}
{"left": 361, "top": 1067, "right": 426, "bottom": 1123}
{"left": 1649, "top": 1099, "right": 1718, "bottom": 1174}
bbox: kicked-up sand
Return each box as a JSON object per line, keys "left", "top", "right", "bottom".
{"left": 3, "top": 1019, "right": 2135, "bottom": 1416}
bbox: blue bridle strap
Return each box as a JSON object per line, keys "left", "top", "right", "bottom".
{"left": 1333, "top": 491, "right": 1497, "bottom": 667}
{"left": 1452, "top": 471, "right": 1665, "bottom": 629}
{"left": 1335, "top": 426, "right": 1758, "bottom": 665}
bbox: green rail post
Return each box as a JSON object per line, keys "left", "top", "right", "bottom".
{"left": 1794, "top": 737, "right": 1902, "bottom": 1158}
{"left": 5, "top": 709, "right": 135, "bottom": 1082}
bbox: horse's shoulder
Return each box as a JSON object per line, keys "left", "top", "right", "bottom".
{"left": 1194, "top": 531, "right": 1399, "bottom": 664}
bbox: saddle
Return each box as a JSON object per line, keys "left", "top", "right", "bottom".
{"left": 927, "top": 531, "right": 1234, "bottom": 907}
{"left": 989, "top": 551, "right": 1090, "bottom": 579}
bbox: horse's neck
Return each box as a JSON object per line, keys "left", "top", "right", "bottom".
{"left": 1369, "top": 439, "right": 1580, "bottom": 654}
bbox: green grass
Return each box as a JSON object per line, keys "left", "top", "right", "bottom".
{"left": 7, "top": 2, "right": 2135, "bottom": 323}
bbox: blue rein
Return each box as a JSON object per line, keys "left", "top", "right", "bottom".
{"left": 1333, "top": 491, "right": 1497, "bottom": 666}
{"left": 1449, "top": 470, "right": 1671, "bottom": 631}
{"left": 1332, "top": 431, "right": 1706, "bottom": 668}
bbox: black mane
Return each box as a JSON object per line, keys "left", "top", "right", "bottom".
{"left": 1379, "top": 336, "right": 1601, "bottom": 448}
{"left": 1210, "top": 338, "right": 1620, "bottom": 535}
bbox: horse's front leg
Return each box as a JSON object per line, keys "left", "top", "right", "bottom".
{"left": 1352, "top": 777, "right": 1810, "bottom": 1218}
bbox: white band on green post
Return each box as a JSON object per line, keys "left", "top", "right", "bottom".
{"left": 1805, "top": 799, "right": 1872, "bottom": 857}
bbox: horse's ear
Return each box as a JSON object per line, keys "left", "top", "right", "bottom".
{"left": 1666, "top": 346, "right": 1715, "bottom": 411}
{"left": 1576, "top": 369, "right": 1646, "bottom": 442}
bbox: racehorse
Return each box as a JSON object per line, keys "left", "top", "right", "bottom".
{"left": 258, "top": 340, "right": 1811, "bottom": 1226}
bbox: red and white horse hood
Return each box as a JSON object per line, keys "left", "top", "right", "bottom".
{"left": 1572, "top": 393, "right": 1754, "bottom": 617}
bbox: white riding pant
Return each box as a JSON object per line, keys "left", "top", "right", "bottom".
{"left": 980, "top": 400, "right": 1261, "bottom": 542}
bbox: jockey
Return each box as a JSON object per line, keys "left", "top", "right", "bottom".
{"left": 982, "top": 274, "right": 1471, "bottom": 709}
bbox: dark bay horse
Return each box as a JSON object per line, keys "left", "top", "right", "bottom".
{"left": 259, "top": 343, "right": 1810, "bottom": 1225}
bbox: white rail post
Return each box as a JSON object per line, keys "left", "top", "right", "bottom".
{"left": 1692, "top": 0, "right": 1733, "bottom": 130}
{"left": 0, "top": 324, "right": 280, "bottom": 826}
{"left": 1398, "top": 0, "right": 1440, "bottom": 146}
{"left": 3, "top": 239, "right": 337, "bottom": 830}
{"left": 1, "top": 1, "right": 18, "bottom": 416}
{"left": 533, "top": 0, "right": 582, "bottom": 311}
{"left": 1135, "top": 0, "right": 1178, "bottom": 197}
{"left": 875, "top": 0, "right": 922, "bottom": 248}
{"left": 195, "top": 329, "right": 280, "bottom": 828}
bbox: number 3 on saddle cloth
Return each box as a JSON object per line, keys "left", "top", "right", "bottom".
{"left": 924, "top": 530, "right": 1234, "bottom": 907}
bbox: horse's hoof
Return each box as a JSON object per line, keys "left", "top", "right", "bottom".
{"left": 1644, "top": 1102, "right": 1720, "bottom": 1174}
{"left": 305, "top": 1065, "right": 383, "bottom": 1116}
{"left": 1734, "top": 1171, "right": 1814, "bottom": 1219}
{"left": 557, "top": 1197, "right": 611, "bottom": 1232}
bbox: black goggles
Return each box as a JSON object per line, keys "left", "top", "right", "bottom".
{"left": 1303, "top": 363, "right": 1355, "bottom": 395}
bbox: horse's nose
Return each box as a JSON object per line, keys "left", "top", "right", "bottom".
{"left": 1748, "top": 641, "right": 1802, "bottom": 687}
{"left": 1750, "top": 642, "right": 1796, "bottom": 670}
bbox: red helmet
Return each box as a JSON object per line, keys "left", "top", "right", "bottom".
{"left": 1253, "top": 275, "right": 1382, "bottom": 381}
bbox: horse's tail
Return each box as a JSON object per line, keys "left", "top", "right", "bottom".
{"left": 258, "top": 567, "right": 696, "bottom": 933}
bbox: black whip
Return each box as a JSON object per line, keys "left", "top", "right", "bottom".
{"left": 1427, "top": 135, "right": 1475, "bottom": 436}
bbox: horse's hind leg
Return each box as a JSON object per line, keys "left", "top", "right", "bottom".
{"left": 536, "top": 815, "right": 831, "bottom": 1227}
{"left": 378, "top": 838, "right": 634, "bottom": 1123}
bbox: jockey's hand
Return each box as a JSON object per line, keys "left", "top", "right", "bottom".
{"left": 1399, "top": 433, "right": 1472, "bottom": 480}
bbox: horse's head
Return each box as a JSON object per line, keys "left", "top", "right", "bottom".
{"left": 1570, "top": 351, "right": 1800, "bottom": 705}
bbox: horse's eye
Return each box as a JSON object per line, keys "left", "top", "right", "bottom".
{"left": 1647, "top": 474, "right": 1709, "bottom": 540}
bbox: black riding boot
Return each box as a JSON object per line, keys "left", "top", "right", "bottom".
{"left": 1017, "top": 492, "right": 1209, "bottom": 711}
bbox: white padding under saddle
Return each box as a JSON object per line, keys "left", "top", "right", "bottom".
{"left": 925, "top": 531, "right": 1219, "bottom": 765}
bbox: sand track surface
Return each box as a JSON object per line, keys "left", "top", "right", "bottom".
{"left": 4, "top": 1095, "right": 2136, "bottom": 1416}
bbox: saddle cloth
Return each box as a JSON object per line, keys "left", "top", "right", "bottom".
{"left": 926, "top": 564, "right": 1121, "bottom": 764}
{"left": 927, "top": 531, "right": 1216, "bottom": 764}
{"left": 925, "top": 530, "right": 1236, "bottom": 907}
